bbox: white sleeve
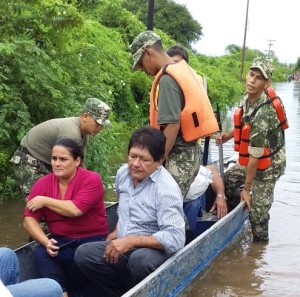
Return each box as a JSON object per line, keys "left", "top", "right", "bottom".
{"left": 0, "top": 280, "right": 13, "bottom": 297}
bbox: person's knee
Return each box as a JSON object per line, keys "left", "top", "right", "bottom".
{"left": 0, "top": 247, "right": 17, "bottom": 261}
{"left": 75, "top": 241, "right": 106, "bottom": 269}
{"left": 128, "top": 249, "right": 165, "bottom": 284}
{"left": 40, "top": 278, "right": 63, "bottom": 296}
{"left": 34, "top": 245, "right": 48, "bottom": 260}
{"left": 0, "top": 247, "right": 19, "bottom": 285}
{"left": 74, "top": 243, "right": 86, "bottom": 268}
{"left": 7, "top": 278, "right": 63, "bottom": 297}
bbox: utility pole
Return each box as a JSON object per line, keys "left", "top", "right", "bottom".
{"left": 265, "top": 39, "right": 276, "bottom": 58}
{"left": 240, "top": 0, "right": 250, "bottom": 81}
{"left": 147, "top": 0, "right": 155, "bottom": 30}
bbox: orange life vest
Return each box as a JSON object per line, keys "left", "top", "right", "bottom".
{"left": 265, "top": 86, "right": 289, "bottom": 130}
{"left": 233, "top": 107, "right": 243, "bottom": 151}
{"left": 238, "top": 123, "right": 271, "bottom": 170}
{"left": 233, "top": 86, "right": 288, "bottom": 170}
{"left": 149, "top": 60, "right": 219, "bottom": 142}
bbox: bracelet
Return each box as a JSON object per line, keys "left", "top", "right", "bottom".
{"left": 217, "top": 194, "right": 227, "bottom": 200}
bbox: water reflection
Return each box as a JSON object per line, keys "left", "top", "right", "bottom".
{"left": 187, "top": 229, "right": 267, "bottom": 296}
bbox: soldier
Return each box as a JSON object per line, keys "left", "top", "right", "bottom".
{"left": 10, "top": 98, "right": 111, "bottom": 198}
{"left": 217, "top": 57, "right": 287, "bottom": 242}
{"left": 129, "top": 31, "right": 218, "bottom": 199}
{"left": 167, "top": 44, "right": 228, "bottom": 227}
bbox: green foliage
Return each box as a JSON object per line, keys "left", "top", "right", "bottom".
{"left": 0, "top": 151, "right": 19, "bottom": 203}
{"left": 81, "top": 0, "right": 145, "bottom": 44}
{"left": 188, "top": 54, "right": 244, "bottom": 110}
{"left": 225, "top": 44, "right": 242, "bottom": 55}
{"left": 294, "top": 57, "right": 300, "bottom": 72}
{"left": 122, "top": 0, "right": 203, "bottom": 47}
{"left": 0, "top": 0, "right": 294, "bottom": 204}
{"left": 85, "top": 121, "right": 134, "bottom": 190}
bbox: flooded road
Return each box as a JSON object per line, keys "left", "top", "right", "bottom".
{"left": 187, "top": 81, "right": 300, "bottom": 297}
{"left": 0, "top": 82, "right": 299, "bottom": 296}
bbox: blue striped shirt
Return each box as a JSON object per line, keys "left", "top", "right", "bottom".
{"left": 115, "top": 164, "right": 185, "bottom": 254}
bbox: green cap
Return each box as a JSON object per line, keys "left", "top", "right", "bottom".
{"left": 130, "top": 30, "right": 161, "bottom": 71}
{"left": 83, "top": 98, "right": 111, "bottom": 127}
{"left": 250, "top": 57, "right": 274, "bottom": 79}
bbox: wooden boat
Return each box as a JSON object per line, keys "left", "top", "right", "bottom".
{"left": 14, "top": 156, "right": 249, "bottom": 296}
{"left": 15, "top": 201, "right": 248, "bottom": 297}
{"left": 122, "top": 201, "right": 248, "bottom": 297}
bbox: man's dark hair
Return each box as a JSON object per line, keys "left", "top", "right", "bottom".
{"left": 54, "top": 138, "right": 84, "bottom": 161}
{"left": 128, "top": 127, "right": 166, "bottom": 162}
{"left": 167, "top": 45, "right": 189, "bottom": 63}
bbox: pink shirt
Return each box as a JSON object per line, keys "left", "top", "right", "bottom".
{"left": 24, "top": 167, "right": 108, "bottom": 238}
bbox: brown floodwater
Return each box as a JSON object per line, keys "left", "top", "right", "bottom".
{"left": 0, "top": 82, "right": 299, "bottom": 296}
{"left": 0, "top": 199, "right": 28, "bottom": 249}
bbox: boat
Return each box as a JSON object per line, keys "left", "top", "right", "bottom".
{"left": 122, "top": 201, "right": 248, "bottom": 297}
{"left": 14, "top": 161, "right": 249, "bottom": 297}
{"left": 15, "top": 202, "right": 248, "bottom": 297}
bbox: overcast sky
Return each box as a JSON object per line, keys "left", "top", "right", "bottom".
{"left": 174, "top": 0, "right": 299, "bottom": 64}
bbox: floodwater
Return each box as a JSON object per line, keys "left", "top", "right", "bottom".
{"left": 187, "top": 81, "right": 300, "bottom": 297}
{"left": 0, "top": 82, "right": 300, "bottom": 296}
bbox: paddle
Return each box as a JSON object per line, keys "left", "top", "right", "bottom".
{"left": 215, "top": 103, "right": 224, "bottom": 179}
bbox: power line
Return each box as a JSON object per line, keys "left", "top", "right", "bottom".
{"left": 265, "top": 39, "right": 276, "bottom": 58}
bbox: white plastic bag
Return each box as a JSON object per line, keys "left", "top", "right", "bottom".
{"left": 185, "top": 165, "right": 213, "bottom": 201}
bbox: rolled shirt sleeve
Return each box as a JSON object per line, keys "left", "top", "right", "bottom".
{"left": 248, "top": 146, "right": 264, "bottom": 158}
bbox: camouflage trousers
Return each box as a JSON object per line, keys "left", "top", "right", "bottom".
{"left": 224, "top": 164, "right": 276, "bottom": 241}
{"left": 10, "top": 150, "right": 51, "bottom": 199}
{"left": 165, "top": 143, "right": 200, "bottom": 199}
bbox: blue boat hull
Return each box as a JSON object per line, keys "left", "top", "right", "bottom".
{"left": 122, "top": 202, "right": 248, "bottom": 297}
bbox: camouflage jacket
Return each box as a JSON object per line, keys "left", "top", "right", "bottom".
{"left": 240, "top": 91, "right": 286, "bottom": 181}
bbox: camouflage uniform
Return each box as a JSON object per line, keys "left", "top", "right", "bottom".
{"left": 165, "top": 143, "right": 200, "bottom": 199}
{"left": 225, "top": 57, "right": 286, "bottom": 241}
{"left": 10, "top": 151, "right": 51, "bottom": 198}
{"left": 10, "top": 98, "right": 111, "bottom": 199}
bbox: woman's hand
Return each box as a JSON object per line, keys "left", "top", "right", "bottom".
{"left": 27, "top": 196, "right": 46, "bottom": 212}
{"left": 45, "top": 238, "right": 59, "bottom": 257}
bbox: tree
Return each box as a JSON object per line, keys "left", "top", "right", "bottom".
{"left": 295, "top": 57, "right": 300, "bottom": 72}
{"left": 122, "top": 0, "right": 203, "bottom": 48}
{"left": 225, "top": 44, "right": 242, "bottom": 55}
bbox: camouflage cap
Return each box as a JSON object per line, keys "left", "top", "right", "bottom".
{"left": 250, "top": 57, "right": 274, "bottom": 79}
{"left": 83, "top": 98, "right": 111, "bottom": 127}
{"left": 130, "top": 30, "right": 161, "bottom": 71}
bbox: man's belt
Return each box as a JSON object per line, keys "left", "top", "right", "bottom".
{"left": 14, "top": 146, "right": 51, "bottom": 171}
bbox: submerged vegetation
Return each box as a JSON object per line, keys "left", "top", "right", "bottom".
{"left": 0, "top": 0, "right": 293, "bottom": 203}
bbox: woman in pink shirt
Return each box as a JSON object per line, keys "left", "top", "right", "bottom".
{"left": 23, "top": 137, "right": 108, "bottom": 297}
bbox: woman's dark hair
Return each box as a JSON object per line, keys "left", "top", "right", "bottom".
{"left": 128, "top": 127, "right": 166, "bottom": 162}
{"left": 53, "top": 138, "right": 84, "bottom": 161}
